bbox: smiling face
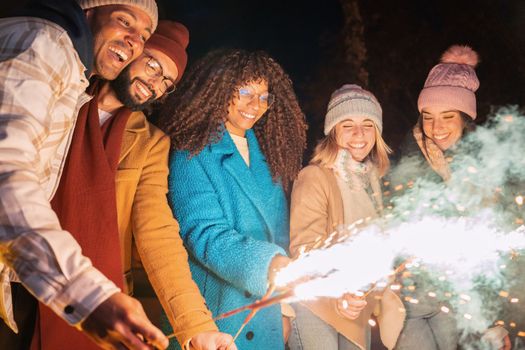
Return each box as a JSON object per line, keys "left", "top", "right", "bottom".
{"left": 111, "top": 47, "right": 178, "bottom": 111}
{"left": 225, "top": 79, "right": 269, "bottom": 137}
{"left": 421, "top": 106, "right": 466, "bottom": 151}
{"left": 334, "top": 117, "right": 377, "bottom": 162}
{"left": 87, "top": 5, "right": 153, "bottom": 80}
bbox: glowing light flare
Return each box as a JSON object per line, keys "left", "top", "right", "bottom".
{"left": 390, "top": 284, "right": 401, "bottom": 291}
{"left": 441, "top": 306, "right": 450, "bottom": 313}
{"left": 511, "top": 298, "right": 519, "bottom": 303}
{"left": 274, "top": 217, "right": 525, "bottom": 302}
{"left": 460, "top": 294, "right": 471, "bottom": 302}
{"left": 464, "top": 313, "right": 473, "bottom": 320}
{"left": 368, "top": 319, "right": 377, "bottom": 327}
{"left": 516, "top": 195, "right": 524, "bottom": 206}
{"left": 428, "top": 292, "right": 437, "bottom": 298}
{"left": 467, "top": 166, "right": 478, "bottom": 174}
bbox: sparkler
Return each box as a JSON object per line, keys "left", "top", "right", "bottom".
{"left": 164, "top": 289, "right": 295, "bottom": 341}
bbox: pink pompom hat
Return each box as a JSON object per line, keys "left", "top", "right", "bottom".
{"left": 417, "top": 45, "right": 480, "bottom": 119}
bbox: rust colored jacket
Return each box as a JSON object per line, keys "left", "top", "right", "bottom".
{"left": 289, "top": 165, "right": 405, "bottom": 350}
{"left": 115, "top": 111, "right": 217, "bottom": 346}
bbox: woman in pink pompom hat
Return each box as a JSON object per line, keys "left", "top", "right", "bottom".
{"left": 389, "top": 45, "right": 510, "bottom": 350}
{"left": 389, "top": 45, "right": 472, "bottom": 350}
{"left": 411, "top": 44, "right": 480, "bottom": 181}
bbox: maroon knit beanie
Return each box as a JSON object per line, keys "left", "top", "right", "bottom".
{"left": 146, "top": 20, "right": 189, "bottom": 83}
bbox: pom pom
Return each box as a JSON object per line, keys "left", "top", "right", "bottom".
{"left": 440, "top": 45, "right": 479, "bottom": 67}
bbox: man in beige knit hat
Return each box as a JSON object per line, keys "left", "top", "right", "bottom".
{"left": 0, "top": 0, "right": 168, "bottom": 349}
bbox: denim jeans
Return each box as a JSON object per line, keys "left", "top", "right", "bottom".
{"left": 395, "top": 297, "right": 458, "bottom": 350}
{"left": 288, "top": 303, "right": 366, "bottom": 350}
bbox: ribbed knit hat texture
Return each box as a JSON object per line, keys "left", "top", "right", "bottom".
{"left": 78, "top": 0, "right": 158, "bottom": 31}
{"left": 146, "top": 20, "right": 189, "bottom": 83}
{"left": 324, "top": 84, "right": 383, "bottom": 135}
{"left": 417, "top": 45, "right": 480, "bottom": 119}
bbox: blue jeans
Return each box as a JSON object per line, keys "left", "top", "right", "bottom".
{"left": 288, "top": 303, "right": 365, "bottom": 350}
{"left": 395, "top": 297, "right": 458, "bottom": 350}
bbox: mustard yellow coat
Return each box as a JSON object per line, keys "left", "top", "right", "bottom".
{"left": 290, "top": 165, "right": 405, "bottom": 350}
{"left": 115, "top": 111, "right": 217, "bottom": 347}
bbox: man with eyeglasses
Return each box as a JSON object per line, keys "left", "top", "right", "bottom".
{"left": 0, "top": 1, "right": 171, "bottom": 349}
{"left": 37, "top": 20, "right": 237, "bottom": 350}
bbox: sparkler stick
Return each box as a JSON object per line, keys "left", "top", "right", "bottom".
{"left": 225, "top": 285, "right": 276, "bottom": 350}
{"left": 165, "top": 289, "right": 295, "bottom": 340}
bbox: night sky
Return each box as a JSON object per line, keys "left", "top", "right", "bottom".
{"left": 2, "top": 0, "right": 525, "bottom": 153}
{"left": 157, "top": 0, "right": 525, "bottom": 156}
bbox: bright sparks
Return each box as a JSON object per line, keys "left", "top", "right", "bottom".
{"left": 275, "top": 216, "right": 525, "bottom": 301}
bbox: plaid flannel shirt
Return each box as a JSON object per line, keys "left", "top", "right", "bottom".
{"left": 0, "top": 17, "right": 119, "bottom": 332}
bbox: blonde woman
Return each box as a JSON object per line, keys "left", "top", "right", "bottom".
{"left": 288, "top": 84, "right": 405, "bottom": 350}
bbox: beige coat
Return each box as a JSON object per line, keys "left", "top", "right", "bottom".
{"left": 115, "top": 111, "right": 217, "bottom": 347}
{"left": 290, "top": 165, "right": 405, "bottom": 350}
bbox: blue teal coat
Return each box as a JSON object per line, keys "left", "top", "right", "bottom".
{"left": 164, "top": 129, "right": 289, "bottom": 350}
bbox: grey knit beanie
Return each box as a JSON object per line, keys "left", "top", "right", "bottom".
{"left": 324, "top": 84, "right": 383, "bottom": 135}
{"left": 78, "top": 0, "right": 158, "bottom": 31}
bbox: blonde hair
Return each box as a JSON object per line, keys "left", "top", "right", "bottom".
{"left": 310, "top": 123, "right": 392, "bottom": 177}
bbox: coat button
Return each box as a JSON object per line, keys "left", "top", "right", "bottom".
{"left": 64, "top": 305, "right": 75, "bottom": 314}
{"left": 246, "top": 331, "right": 254, "bottom": 340}
{"left": 244, "top": 291, "right": 252, "bottom": 298}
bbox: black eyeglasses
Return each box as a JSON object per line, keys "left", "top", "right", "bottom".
{"left": 144, "top": 56, "right": 176, "bottom": 95}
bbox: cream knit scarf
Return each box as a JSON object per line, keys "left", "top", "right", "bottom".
{"left": 331, "top": 149, "right": 382, "bottom": 226}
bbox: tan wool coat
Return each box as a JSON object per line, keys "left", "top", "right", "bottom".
{"left": 289, "top": 165, "right": 406, "bottom": 350}
{"left": 115, "top": 111, "right": 217, "bottom": 347}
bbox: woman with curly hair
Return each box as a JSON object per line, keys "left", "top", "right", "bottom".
{"left": 157, "top": 48, "right": 307, "bottom": 350}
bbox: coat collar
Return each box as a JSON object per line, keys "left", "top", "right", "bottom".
{"left": 210, "top": 128, "right": 280, "bottom": 242}
{"left": 119, "top": 110, "right": 148, "bottom": 163}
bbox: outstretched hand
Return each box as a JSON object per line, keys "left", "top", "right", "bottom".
{"left": 81, "top": 292, "right": 168, "bottom": 350}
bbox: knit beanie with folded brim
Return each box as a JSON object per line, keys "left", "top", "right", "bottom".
{"left": 146, "top": 20, "right": 189, "bottom": 83}
{"left": 77, "top": 0, "right": 158, "bottom": 31}
{"left": 324, "top": 84, "right": 383, "bottom": 135}
{"left": 417, "top": 45, "right": 480, "bottom": 119}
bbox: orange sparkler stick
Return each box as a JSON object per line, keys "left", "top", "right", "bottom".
{"left": 225, "top": 285, "right": 276, "bottom": 350}
{"left": 165, "top": 289, "right": 295, "bottom": 340}
{"left": 225, "top": 286, "right": 294, "bottom": 350}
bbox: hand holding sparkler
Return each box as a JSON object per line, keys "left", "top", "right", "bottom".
{"left": 336, "top": 292, "right": 368, "bottom": 320}
{"left": 268, "top": 254, "right": 292, "bottom": 287}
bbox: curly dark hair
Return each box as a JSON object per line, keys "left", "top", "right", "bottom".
{"left": 158, "top": 48, "right": 308, "bottom": 190}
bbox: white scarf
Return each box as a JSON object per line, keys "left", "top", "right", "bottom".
{"left": 331, "top": 149, "right": 382, "bottom": 226}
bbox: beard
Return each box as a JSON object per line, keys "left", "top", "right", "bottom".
{"left": 110, "top": 65, "right": 157, "bottom": 112}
